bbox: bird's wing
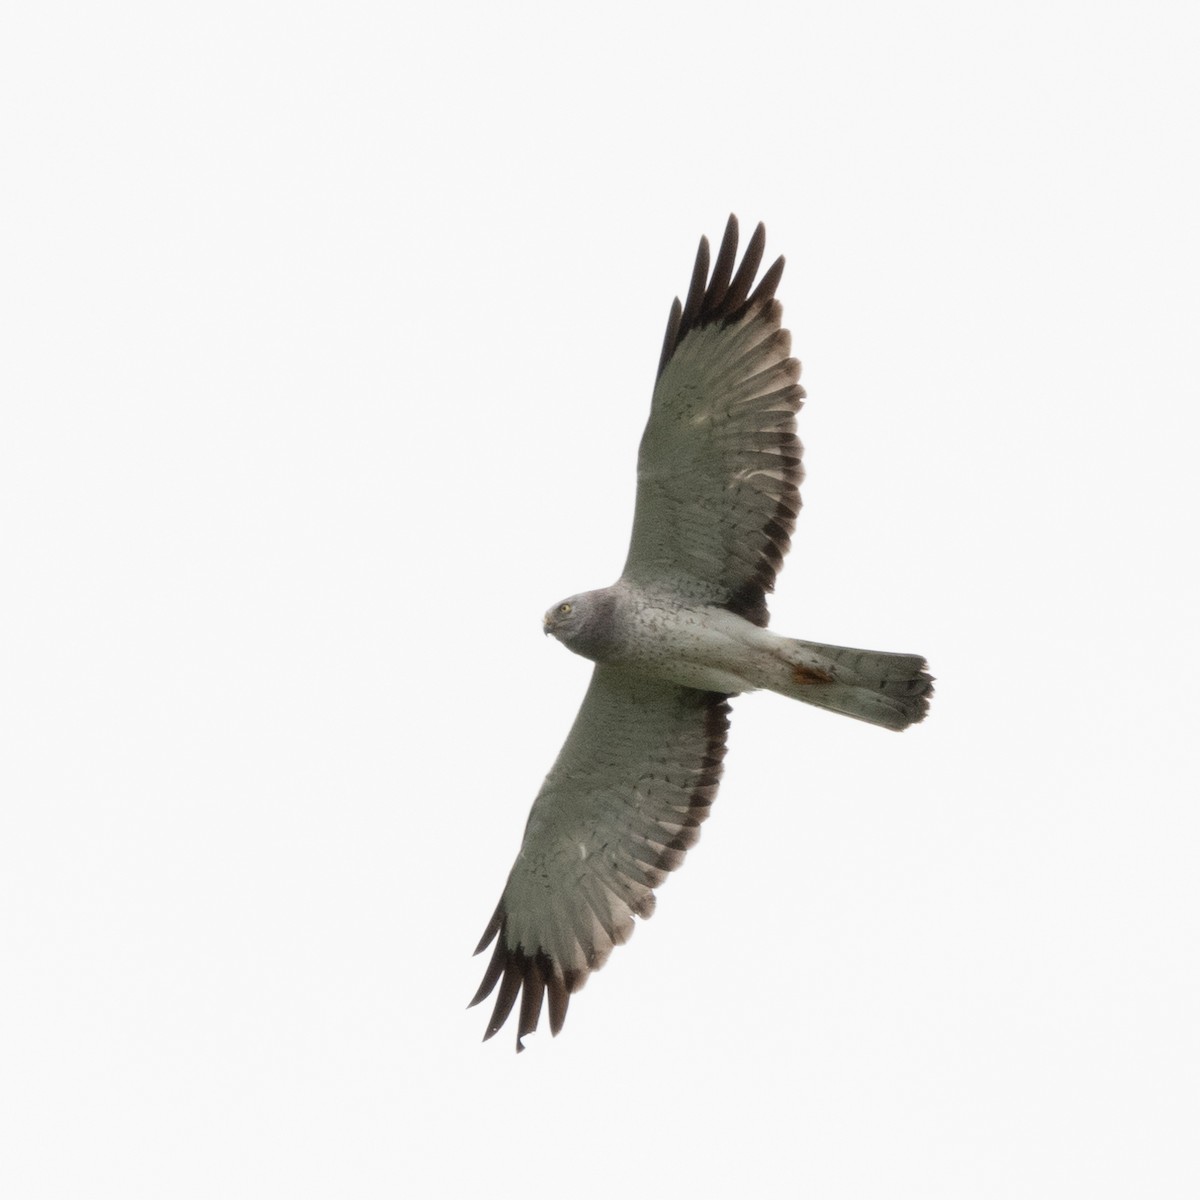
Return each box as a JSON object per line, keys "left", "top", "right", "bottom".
{"left": 471, "top": 666, "right": 730, "bottom": 1051}
{"left": 621, "top": 215, "right": 805, "bottom": 627}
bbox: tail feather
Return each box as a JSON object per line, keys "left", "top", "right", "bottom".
{"left": 774, "top": 639, "right": 933, "bottom": 731}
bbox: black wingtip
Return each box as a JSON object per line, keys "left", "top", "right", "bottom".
{"left": 657, "top": 217, "right": 784, "bottom": 380}
{"left": 723, "top": 221, "right": 766, "bottom": 314}
{"left": 748, "top": 254, "right": 785, "bottom": 306}
{"left": 678, "top": 233, "right": 711, "bottom": 334}
{"left": 468, "top": 932, "right": 507, "bottom": 1009}
{"left": 699, "top": 215, "right": 739, "bottom": 320}
{"left": 484, "top": 963, "right": 523, "bottom": 1040}
{"left": 656, "top": 297, "right": 683, "bottom": 377}
{"left": 473, "top": 903, "right": 503, "bottom": 956}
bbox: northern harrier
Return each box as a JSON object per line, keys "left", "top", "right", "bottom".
{"left": 471, "top": 217, "right": 932, "bottom": 1050}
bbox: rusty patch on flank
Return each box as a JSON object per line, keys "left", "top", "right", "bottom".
{"left": 792, "top": 663, "right": 834, "bottom": 686}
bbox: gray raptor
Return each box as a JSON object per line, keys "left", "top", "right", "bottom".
{"left": 471, "top": 216, "right": 932, "bottom": 1050}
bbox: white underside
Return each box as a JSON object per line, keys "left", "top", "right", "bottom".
{"left": 613, "top": 598, "right": 931, "bottom": 730}
{"left": 617, "top": 603, "right": 806, "bottom": 694}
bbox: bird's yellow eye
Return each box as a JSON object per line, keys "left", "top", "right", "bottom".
{"left": 559, "top": 603, "right": 572, "bottom": 614}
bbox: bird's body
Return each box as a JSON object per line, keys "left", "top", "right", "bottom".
{"left": 546, "top": 583, "right": 930, "bottom": 728}
{"left": 471, "top": 217, "right": 932, "bottom": 1050}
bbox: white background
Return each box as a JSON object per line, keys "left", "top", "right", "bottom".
{"left": 4, "top": 2, "right": 1198, "bottom": 1196}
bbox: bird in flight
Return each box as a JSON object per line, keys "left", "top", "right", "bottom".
{"left": 471, "top": 216, "right": 932, "bottom": 1050}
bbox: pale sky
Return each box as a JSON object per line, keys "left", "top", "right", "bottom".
{"left": 4, "top": 3, "right": 1198, "bottom": 1197}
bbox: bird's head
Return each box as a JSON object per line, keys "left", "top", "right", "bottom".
{"left": 542, "top": 588, "right": 619, "bottom": 662}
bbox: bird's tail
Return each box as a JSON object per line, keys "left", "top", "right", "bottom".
{"left": 769, "top": 639, "right": 933, "bottom": 731}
